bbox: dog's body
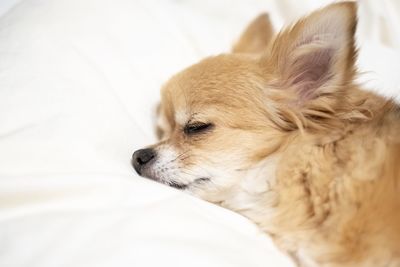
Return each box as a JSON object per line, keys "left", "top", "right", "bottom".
{"left": 132, "top": 2, "right": 400, "bottom": 266}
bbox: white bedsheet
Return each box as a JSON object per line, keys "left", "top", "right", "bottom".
{"left": 0, "top": 0, "right": 398, "bottom": 266}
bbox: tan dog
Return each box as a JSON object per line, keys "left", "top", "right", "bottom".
{"left": 132, "top": 2, "right": 400, "bottom": 266}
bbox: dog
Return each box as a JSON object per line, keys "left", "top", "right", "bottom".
{"left": 132, "top": 2, "right": 400, "bottom": 266}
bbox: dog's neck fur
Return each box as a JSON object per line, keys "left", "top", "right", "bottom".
{"left": 220, "top": 91, "right": 400, "bottom": 267}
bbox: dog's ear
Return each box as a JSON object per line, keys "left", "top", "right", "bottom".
{"left": 263, "top": 2, "right": 357, "bottom": 104}
{"left": 232, "top": 13, "right": 274, "bottom": 54}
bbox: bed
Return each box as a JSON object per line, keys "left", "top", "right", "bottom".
{"left": 0, "top": 0, "right": 399, "bottom": 266}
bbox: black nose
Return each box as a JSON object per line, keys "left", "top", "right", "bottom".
{"left": 132, "top": 148, "right": 156, "bottom": 175}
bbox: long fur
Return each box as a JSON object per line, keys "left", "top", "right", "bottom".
{"left": 135, "top": 2, "right": 400, "bottom": 266}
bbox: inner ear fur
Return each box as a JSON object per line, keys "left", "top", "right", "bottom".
{"left": 260, "top": 2, "right": 372, "bottom": 132}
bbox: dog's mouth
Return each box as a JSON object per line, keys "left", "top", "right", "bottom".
{"left": 132, "top": 160, "right": 212, "bottom": 190}
{"left": 165, "top": 177, "right": 211, "bottom": 190}
{"left": 167, "top": 180, "right": 188, "bottom": 190}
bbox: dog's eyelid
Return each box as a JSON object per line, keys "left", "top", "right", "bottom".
{"left": 186, "top": 113, "right": 200, "bottom": 123}
{"left": 183, "top": 121, "right": 214, "bottom": 135}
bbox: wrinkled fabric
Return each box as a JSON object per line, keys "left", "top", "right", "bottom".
{"left": 0, "top": 0, "right": 398, "bottom": 266}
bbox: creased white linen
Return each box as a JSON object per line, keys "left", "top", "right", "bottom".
{"left": 0, "top": 0, "right": 398, "bottom": 266}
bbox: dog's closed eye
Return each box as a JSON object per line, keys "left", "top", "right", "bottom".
{"left": 184, "top": 122, "right": 214, "bottom": 135}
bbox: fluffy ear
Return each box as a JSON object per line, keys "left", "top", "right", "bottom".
{"left": 264, "top": 2, "right": 357, "bottom": 103}
{"left": 232, "top": 13, "right": 274, "bottom": 54}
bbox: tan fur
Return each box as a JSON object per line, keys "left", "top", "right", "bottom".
{"left": 136, "top": 2, "right": 400, "bottom": 266}
{"left": 232, "top": 13, "right": 274, "bottom": 54}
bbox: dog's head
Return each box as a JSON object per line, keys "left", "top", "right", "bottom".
{"left": 132, "top": 3, "right": 362, "bottom": 202}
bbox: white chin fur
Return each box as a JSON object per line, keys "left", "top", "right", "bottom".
{"left": 150, "top": 146, "right": 279, "bottom": 217}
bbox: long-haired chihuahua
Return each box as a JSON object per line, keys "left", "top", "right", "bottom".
{"left": 132, "top": 2, "right": 400, "bottom": 266}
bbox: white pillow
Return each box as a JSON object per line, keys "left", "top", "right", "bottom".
{"left": 0, "top": 0, "right": 294, "bottom": 266}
